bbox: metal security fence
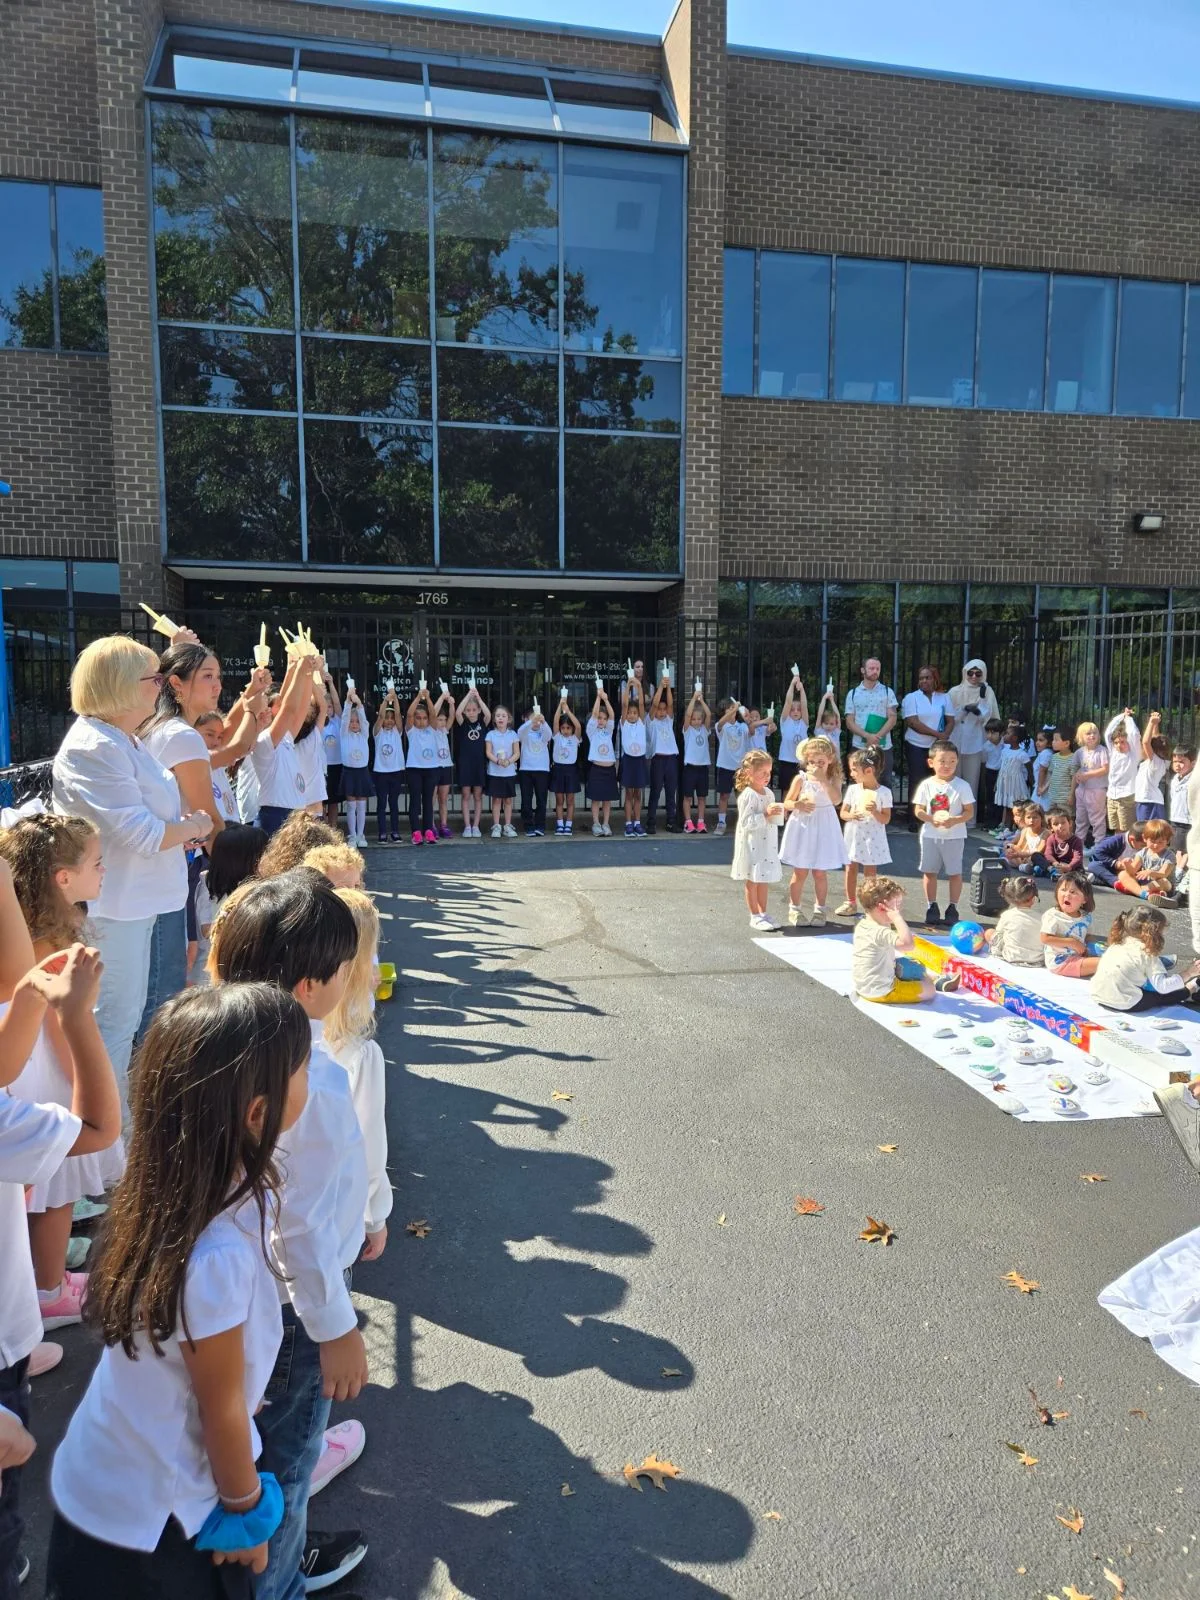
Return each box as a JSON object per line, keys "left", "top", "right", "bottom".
{"left": 5, "top": 600, "right": 1197, "bottom": 766}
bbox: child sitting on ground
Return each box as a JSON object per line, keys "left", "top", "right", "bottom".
{"left": 1086, "top": 822, "right": 1144, "bottom": 887}
{"left": 193, "top": 822, "right": 267, "bottom": 983}
{"left": 1040, "top": 870, "right": 1101, "bottom": 978}
{"left": 257, "top": 811, "right": 339, "bottom": 877}
{"left": 1004, "top": 802, "right": 1049, "bottom": 875}
{"left": 1042, "top": 806, "right": 1083, "bottom": 875}
{"left": 851, "top": 877, "right": 960, "bottom": 1004}
{"left": 1115, "top": 818, "right": 1178, "bottom": 904}
{"left": 982, "top": 876, "right": 1043, "bottom": 965}
{"left": 1090, "top": 904, "right": 1200, "bottom": 1012}
{"left": 303, "top": 841, "right": 366, "bottom": 890}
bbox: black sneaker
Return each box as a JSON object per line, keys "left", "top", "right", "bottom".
{"left": 302, "top": 1529, "right": 367, "bottom": 1593}
{"left": 925, "top": 903, "right": 942, "bottom": 925}
{"left": 943, "top": 902, "right": 959, "bottom": 925}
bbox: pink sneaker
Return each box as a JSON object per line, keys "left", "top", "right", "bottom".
{"left": 412, "top": 831, "right": 423, "bottom": 846}
{"left": 683, "top": 819, "right": 696, "bottom": 833}
{"left": 423, "top": 828, "right": 437, "bottom": 844}
{"left": 39, "top": 1275, "right": 85, "bottom": 1331}
{"left": 29, "top": 1340, "right": 63, "bottom": 1378}
{"left": 309, "top": 1419, "right": 366, "bottom": 1496}
{"left": 696, "top": 819, "right": 707, "bottom": 833}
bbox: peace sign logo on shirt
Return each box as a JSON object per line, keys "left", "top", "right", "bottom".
{"left": 380, "top": 742, "right": 394, "bottom": 759}
{"left": 296, "top": 774, "right": 306, "bottom": 793}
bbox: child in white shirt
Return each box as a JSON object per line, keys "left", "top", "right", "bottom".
{"left": 1169, "top": 744, "right": 1195, "bottom": 854}
{"left": 982, "top": 876, "right": 1043, "bottom": 964}
{"left": 1104, "top": 709, "right": 1142, "bottom": 835}
{"left": 713, "top": 701, "right": 751, "bottom": 836}
{"left": 912, "top": 740, "right": 975, "bottom": 927}
{"left": 1134, "top": 709, "right": 1170, "bottom": 822}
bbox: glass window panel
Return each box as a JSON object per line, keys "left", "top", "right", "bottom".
{"left": 968, "top": 584, "right": 1035, "bottom": 623}
{"left": 563, "top": 435, "right": 680, "bottom": 574}
{"left": 718, "top": 580, "right": 748, "bottom": 620}
{"left": 1184, "top": 287, "right": 1200, "bottom": 419}
{"left": 898, "top": 584, "right": 966, "bottom": 628}
{"left": 1173, "top": 589, "right": 1200, "bottom": 612}
{"left": 305, "top": 421, "right": 433, "bottom": 566}
{"left": 0, "top": 182, "right": 52, "bottom": 348}
{"left": 160, "top": 327, "right": 296, "bottom": 410}
{"left": 758, "top": 253, "right": 830, "bottom": 400}
{"left": 429, "top": 66, "right": 554, "bottom": 131}
{"left": 1036, "top": 586, "right": 1100, "bottom": 616}
{"left": 905, "top": 265, "right": 976, "bottom": 406}
{"left": 832, "top": 259, "right": 903, "bottom": 403}
{"left": 550, "top": 80, "right": 672, "bottom": 142}
{"left": 159, "top": 38, "right": 295, "bottom": 100}
{"left": 55, "top": 187, "right": 107, "bottom": 352}
{"left": 297, "top": 117, "right": 428, "bottom": 339}
{"left": 977, "top": 270, "right": 1047, "bottom": 410}
{"left": 563, "top": 146, "right": 683, "bottom": 358}
{"left": 438, "top": 428, "right": 559, "bottom": 568}
{"left": 1104, "top": 587, "right": 1168, "bottom": 614}
{"left": 750, "top": 581, "right": 821, "bottom": 618}
{"left": 565, "top": 356, "right": 680, "bottom": 432}
{"left": 433, "top": 133, "right": 557, "bottom": 349}
{"left": 1048, "top": 275, "right": 1116, "bottom": 413}
{"left": 163, "top": 413, "right": 301, "bottom": 561}
{"left": 303, "top": 338, "right": 430, "bottom": 420}
{"left": 71, "top": 561, "right": 120, "bottom": 596}
{"left": 0, "top": 559, "right": 66, "bottom": 595}
{"left": 437, "top": 348, "right": 557, "bottom": 426}
{"left": 296, "top": 53, "right": 425, "bottom": 117}
{"left": 152, "top": 103, "right": 293, "bottom": 327}
{"left": 722, "top": 247, "right": 754, "bottom": 396}
{"left": 1116, "top": 280, "right": 1183, "bottom": 417}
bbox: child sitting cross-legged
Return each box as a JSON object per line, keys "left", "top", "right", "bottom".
{"left": 1086, "top": 822, "right": 1143, "bottom": 888}
{"left": 982, "top": 876, "right": 1043, "bottom": 965}
{"left": 1042, "top": 806, "right": 1083, "bottom": 876}
{"left": 851, "top": 877, "right": 960, "bottom": 1004}
{"left": 1115, "top": 818, "right": 1179, "bottom": 906}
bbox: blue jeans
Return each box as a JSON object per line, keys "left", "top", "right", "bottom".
{"left": 254, "top": 1307, "right": 330, "bottom": 1600}
{"left": 137, "top": 906, "right": 188, "bottom": 1043}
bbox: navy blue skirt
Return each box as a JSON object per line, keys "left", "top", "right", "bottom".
{"left": 588, "top": 764, "right": 620, "bottom": 802}
{"left": 551, "top": 762, "right": 579, "bottom": 794}
{"left": 620, "top": 754, "right": 649, "bottom": 788}
{"left": 341, "top": 764, "right": 374, "bottom": 799}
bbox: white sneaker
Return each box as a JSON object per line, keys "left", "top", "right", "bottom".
{"left": 787, "top": 904, "right": 804, "bottom": 926}
{"left": 714, "top": 819, "right": 727, "bottom": 836}
{"left": 358, "top": 836, "right": 369, "bottom": 847}
{"left": 491, "top": 823, "right": 503, "bottom": 838}
{"left": 810, "top": 906, "right": 826, "bottom": 927}
{"left": 750, "top": 913, "right": 778, "bottom": 931}
{"left": 601, "top": 823, "right": 612, "bottom": 836}
{"left": 592, "top": 823, "right": 603, "bottom": 836}
{"left": 503, "top": 823, "right": 517, "bottom": 837}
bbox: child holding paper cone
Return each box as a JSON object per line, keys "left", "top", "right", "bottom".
{"left": 456, "top": 680, "right": 491, "bottom": 838}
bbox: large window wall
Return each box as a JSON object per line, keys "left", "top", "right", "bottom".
{"left": 724, "top": 248, "right": 1199, "bottom": 419}
{"left": 151, "top": 99, "right": 684, "bottom": 575}
{"left": 0, "top": 181, "right": 107, "bottom": 351}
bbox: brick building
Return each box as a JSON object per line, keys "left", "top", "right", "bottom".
{"left": 2, "top": 0, "right": 1199, "bottom": 690}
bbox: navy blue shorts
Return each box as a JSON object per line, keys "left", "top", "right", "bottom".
{"left": 682, "top": 763, "right": 710, "bottom": 800}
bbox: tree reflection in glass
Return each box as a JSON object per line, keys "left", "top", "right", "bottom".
{"left": 305, "top": 421, "right": 433, "bottom": 565}
{"left": 163, "top": 413, "right": 301, "bottom": 560}
{"left": 152, "top": 103, "right": 293, "bottom": 327}
{"left": 438, "top": 428, "right": 558, "bottom": 567}
{"left": 564, "top": 436, "right": 680, "bottom": 573}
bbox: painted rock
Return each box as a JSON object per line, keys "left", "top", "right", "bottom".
{"left": 1013, "top": 1042, "right": 1054, "bottom": 1064}
{"left": 1083, "top": 1068, "right": 1110, "bottom": 1086}
{"left": 1047, "top": 1073, "right": 1075, "bottom": 1093}
{"left": 1159, "top": 1037, "right": 1192, "bottom": 1056}
{"left": 1052, "top": 1096, "right": 1082, "bottom": 1116}
{"left": 973, "top": 1036, "right": 995, "bottom": 1049}
{"left": 1150, "top": 1018, "right": 1181, "bottom": 1031}
{"left": 933, "top": 1027, "right": 956, "bottom": 1039}
{"left": 969, "top": 1061, "right": 1004, "bottom": 1079}
{"left": 993, "top": 1092, "right": 1028, "bottom": 1115}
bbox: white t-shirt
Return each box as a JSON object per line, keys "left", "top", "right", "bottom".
{"left": 983, "top": 738, "right": 1004, "bottom": 773}
{"left": 210, "top": 764, "right": 238, "bottom": 822}
{"left": 406, "top": 726, "right": 440, "bottom": 770}
{"left": 716, "top": 720, "right": 750, "bottom": 771}
{"left": 648, "top": 715, "right": 678, "bottom": 757}
{"left": 851, "top": 917, "right": 902, "bottom": 999}
{"left": 1091, "top": 939, "right": 1184, "bottom": 1010}
{"left": 293, "top": 730, "right": 327, "bottom": 806}
{"left": 989, "top": 905, "right": 1043, "bottom": 964}
{"left": 433, "top": 727, "right": 452, "bottom": 767}
{"left": 518, "top": 721, "right": 552, "bottom": 772}
{"left": 372, "top": 727, "right": 405, "bottom": 774}
{"left": 749, "top": 724, "right": 769, "bottom": 751}
{"left": 51, "top": 1195, "right": 282, "bottom": 1550}
{"left": 1105, "top": 716, "right": 1140, "bottom": 799}
{"left": 901, "top": 690, "right": 953, "bottom": 750}
{"left": 1040, "top": 906, "right": 1092, "bottom": 970}
{"left": 322, "top": 722, "right": 342, "bottom": 767}
{"left": 250, "top": 727, "right": 305, "bottom": 810}
{"left": 778, "top": 716, "right": 807, "bottom": 765}
{"left": 1135, "top": 753, "right": 1168, "bottom": 805}
{"left": 683, "top": 724, "right": 711, "bottom": 766}
{"left": 914, "top": 774, "right": 974, "bottom": 841}
{"left": 272, "top": 1026, "right": 368, "bottom": 1342}
{"left": 552, "top": 731, "right": 580, "bottom": 766}
{"left": 0, "top": 1088, "right": 80, "bottom": 1365}
{"left": 586, "top": 718, "right": 616, "bottom": 765}
{"left": 339, "top": 705, "right": 370, "bottom": 769}
{"left": 235, "top": 760, "right": 260, "bottom": 825}
{"left": 1170, "top": 771, "right": 1192, "bottom": 825}
{"left": 52, "top": 716, "right": 188, "bottom": 920}
{"left": 620, "top": 718, "right": 647, "bottom": 757}
{"left": 143, "top": 716, "right": 209, "bottom": 774}
{"left": 844, "top": 682, "right": 898, "bottom": 750}
{"left": 320, "top": 1024, "right": 391, "bottom": 1236}
{"left": 486, "top": 728, "right": 519, "bottom": 777}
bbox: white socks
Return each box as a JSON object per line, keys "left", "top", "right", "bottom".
{"left": 347, "top": 799, "right": 366, "bottom": 838}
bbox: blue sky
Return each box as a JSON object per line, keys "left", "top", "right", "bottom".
{"left": 408, "top": 0, "right": 1200, "bottom": 103}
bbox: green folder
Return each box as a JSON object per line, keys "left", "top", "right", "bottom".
{"left": 863, "top": 712, "right": 887, "bottom": 734}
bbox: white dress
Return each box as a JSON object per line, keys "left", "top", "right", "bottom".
{"left": 730, "top": 787, "right": 782, "bottom": 883}
{"left": 995, "top": 744, "right": 1031, "bottom": 808}
{"left": 842, "top": 783, "right": 892, "bottom": 866}
{"left": 779, "top": 778, "right": 848, "bottom": 870}
{"left": 9, "top": 1017, "right": 126, "bottom": 1210}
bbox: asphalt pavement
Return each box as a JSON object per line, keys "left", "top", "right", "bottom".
{"left": 20, "top": 829, "right": 1200, "bottom": 1599}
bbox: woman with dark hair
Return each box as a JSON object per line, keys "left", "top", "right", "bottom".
{"left": 901, "top": 665, "right": 955, "bottom": 828}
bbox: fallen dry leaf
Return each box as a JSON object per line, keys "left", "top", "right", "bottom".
{"left": 623, "top": 1454, "right": 682, "bottom": 1492}
{"left": 794, "top": 1197, "right": 825, "bottom": 1215}
{"left": 858, "top": 1216, "right": 895, "bottom": 1245}
{"left": 763, "top": 1510, "right": 781, "bottom": 1521}
{"left": 877, "top": 1144, "right": 898, "bottom": 1153}
{"left": 405, "top": 1219, "right": 432, "bottom": 1238}
{"left": 560, "top": 1483, "right": 575, "bottom": 1497}
{"left": 1103, "top": 1570, "right": 1126, "bottom": 1596}
{"left": 660, "top": 1367, "right": 683, "bottom": 1379}
{"left": 1062, "top": 1587, "right": 1094, "bottom": 1600}
{"left": 1005, "top": 1442, "right": 1039, "bottom": 1467}
{"left": 1056, "top": 1509, "right": 1084, "bottom": 1535}
{"left": 1080, "top": 1173, "right": 1108, "bottom": 1183}
{"left": 1052, "top": 1410, "right": 1070, "bottom": 1421}
{"left": 1129, "top": 1408, "right": 1148, "bottom": 1419}
{"left": 551, "top": 1090, "right": 573, "bottom": 1101}
{"left": 1003, "top": 1270, "right": 1040, "bottom": 1294}
{"left": 716, "top": 1212, "right": 727, "bottom": 1226}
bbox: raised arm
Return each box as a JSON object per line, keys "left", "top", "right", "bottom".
{"left": 270, "top": 659, "right": 312, "bottom": 746}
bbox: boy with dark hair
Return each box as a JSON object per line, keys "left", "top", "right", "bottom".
{"left": 912, "top": 739, "right": 975, "bottom": 927}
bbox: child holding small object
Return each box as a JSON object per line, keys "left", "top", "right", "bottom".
{"left": 1105, "top": 709, "right": 1142, "bottom": 833}
{"left": 982, "top": 876, "right": 1043, "bottom": 965}
{"left": 1004, "top": 802, "right": 1049, "bottom": 875}
{"left": 681, "top": 685, "right": 712, "bottom": 834}
{"left": 551, "top": 695, "right": 582, "bottom": 835}
{"left": 814, "top": 687, "right": 842, "bottom": 744}
{"left": 912, "top": 739, "right": 974, "bottom": 927}
{"left": 1090, "top": 904, "right": 1200, "bottom": 1011}
{"left": 1073, "top": 721, "right": 1109, "bottom": 845}
{"left": 405, "top": 682, "right": 443, "bottom": 846}
{"left": 372, "top": 685, "right": 406, "bottom": 845}
{"left": 746, "top": 706, "right": 776, "bottom": 752}
{"left": 836, "top": 746, "right": 892, "bottom": 917}
{"left": 646, "top": 674, "right": 679, "bottom": 834}
{"left": 1115, "top": 818, "right": 1179, "bottom": 903}
{"left": 338, "top": 686, "right": 372, "bottom": 848}
{"left": 780, "top": 735, "right": 846, "bottom": 927}
{"left": 586, "top": 685, "right": 619, "bottom": 837}
{"left": 1043, "top": 807, "right": 1083, "bottom": 875}
{"left": 1041, "top": 870, "right": 1101, "bottom": 978}
{"left": 851, "top": 877, "right": 960, "bottom": 1004}
{"left": 517, "top": 701, "right": 552, "bottom": 837}
{"left": 1135, "top": 709, "right": 1170, "bottom": 822}
{"left": 730, "top": 750, "right": 783, "bottom": 931}
{"left": 777, "top": 674, "right": 809, "bottom": 794}
{"left": 713, "top": 701, "right": 751, "bottom": 836}
{"left": 619, "top": 696, "right": 649, "bottom": 838}
{"left": 433, "top": 685, "right": 456, "bottom": 838}
{"left": 455, "top": 683, "right": 491, "bottom": 838}
{"left": 485, "top": 707, "right": 520, "bottom": 838}
{"left": 994, "top": 722, "right": 1031, "bottom": 830}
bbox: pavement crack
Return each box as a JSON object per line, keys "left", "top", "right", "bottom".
{"left": 537, "top": 887, "right": 667, "bottom": 974}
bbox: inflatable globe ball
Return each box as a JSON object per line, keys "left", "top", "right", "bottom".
{"left": 949, "top": 920, "right": 985, "bottom": 955}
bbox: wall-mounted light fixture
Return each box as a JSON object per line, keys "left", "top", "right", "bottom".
{"left": 1132, "top": 512, "right": 1164, "bottom": 534}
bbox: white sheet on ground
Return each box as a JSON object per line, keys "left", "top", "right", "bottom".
{"left": 1099, "top": 1225, "right": 1200, "bottom": 1386}
{"left": 755, "top": 933, "right": 1163, "bottom": 1121}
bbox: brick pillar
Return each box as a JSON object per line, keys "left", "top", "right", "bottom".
{"left": 663, "top": 0, "right": 726, "bottom": 623}
{"left": 93, "top": 0, "right": 165, "bottom": 610}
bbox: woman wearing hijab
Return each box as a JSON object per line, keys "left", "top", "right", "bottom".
{"left": 948, "top": 659, "right": 1000, "bottom": 801}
